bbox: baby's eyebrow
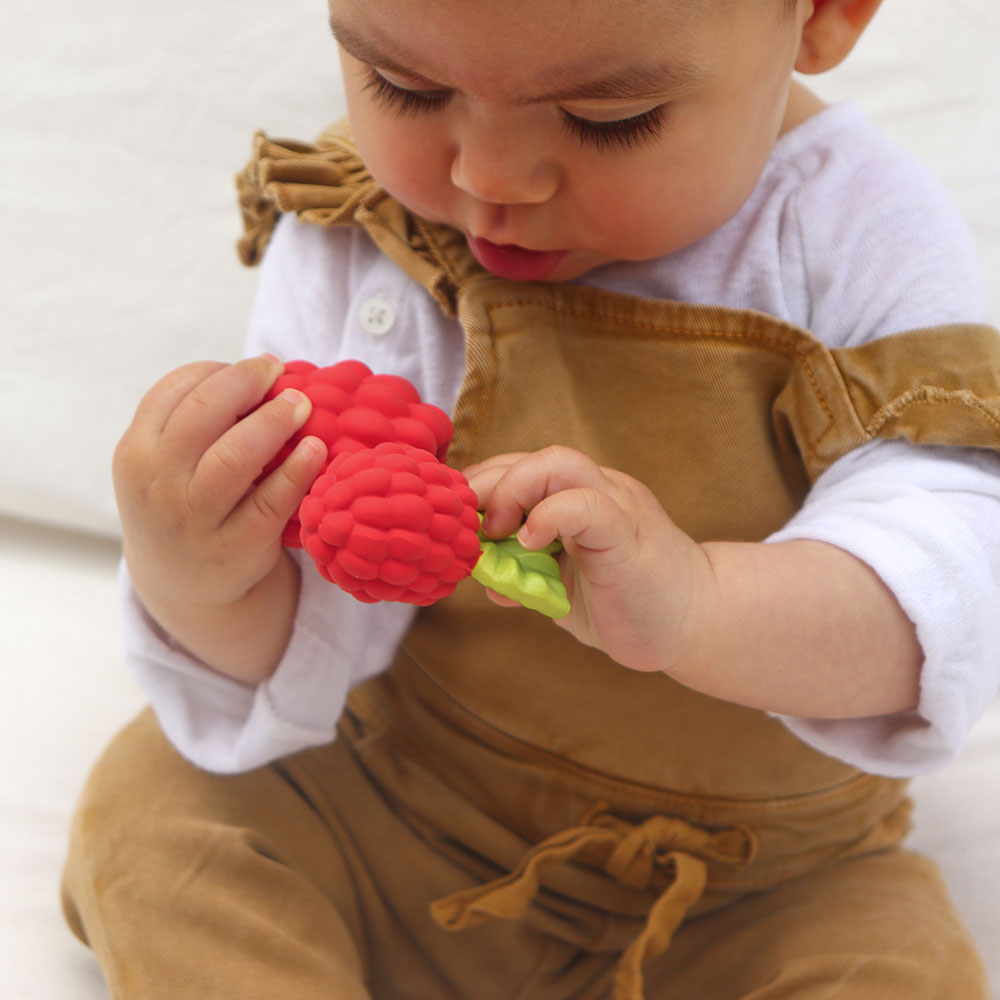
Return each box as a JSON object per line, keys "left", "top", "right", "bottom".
{"left": 523, "top": 63, "right": 710, "bottom": 104}
{"left": 329, "top": 16, "right": 708, "bottom": 102}
{"left": 330, "top": 18, "right": 440, "bottom": 86}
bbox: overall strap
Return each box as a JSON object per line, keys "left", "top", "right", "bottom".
{"left": 774, "top": 322, "right": 1000, "bottom": 481}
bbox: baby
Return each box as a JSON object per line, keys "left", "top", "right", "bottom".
{"left": 63, "top": 0, "right": 1000, "bottom": 997}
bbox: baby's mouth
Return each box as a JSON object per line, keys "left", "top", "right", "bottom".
{"left": 466, "top": 236, "right": 569, "bottom": 281}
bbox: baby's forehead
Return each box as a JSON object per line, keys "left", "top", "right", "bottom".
{"left": 329, "top": 0, "right": 790, "bottom": 91}
{"left": 335, "top": 0, "right": 744, "bottom": 26}
{"left": 332, "top": 0, "right": 764, "bottom": 45}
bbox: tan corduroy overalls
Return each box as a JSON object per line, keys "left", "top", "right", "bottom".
{"left": 62, "top": 126, "right": 1000, "bottom": 999}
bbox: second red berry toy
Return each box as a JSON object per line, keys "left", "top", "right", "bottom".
{"left": 299, "top": 441, "right": 482, "bottom": 606}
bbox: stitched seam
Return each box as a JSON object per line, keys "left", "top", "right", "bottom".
{"left": 487, "top": 299, "right": 800, "bottom": 343}
{"left": 863, "top": 388, "right": 1000, "bottom": 437}
{"left": 481, "top": 299, "right": 841, "bottom": 464}
{"left": 456, "top": 331, "right": 499, "bottom": 465}
{"left": 796, "top": 351, "right": 841, "bottom": 462}
{"left": 412, "top": 216, "right": 464, "bottom": 291}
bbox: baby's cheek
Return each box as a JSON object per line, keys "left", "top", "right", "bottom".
{"left": 356, "top": 122, "right": 450, "bottom": 216}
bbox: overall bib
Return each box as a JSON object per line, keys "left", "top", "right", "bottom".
{"left": 62, "top": 127, "right": 999, "bottom": 999}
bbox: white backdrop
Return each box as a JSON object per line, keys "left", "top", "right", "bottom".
{"left": 1, "top": 5, "right": 999, "bottom": 998}
{"left": 2, "top": 0, "right": 344, "bottom": 535}
{"left": 2, "top": 0, "right": 998, "bottom": 538}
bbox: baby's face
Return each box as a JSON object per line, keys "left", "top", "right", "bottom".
{"left": 330, "top": 0, "right": 808, "bottom": 281}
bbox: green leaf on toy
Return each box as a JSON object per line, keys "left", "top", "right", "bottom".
{"left": 472, "top": 518, "right": 571, "bottom": 619}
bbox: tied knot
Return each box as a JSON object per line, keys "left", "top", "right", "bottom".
{"left": 595, "top": 810, "right": 752, "bottom": 890}
{"left": 430, "top": 803, "right": 755, "bottom": 1000}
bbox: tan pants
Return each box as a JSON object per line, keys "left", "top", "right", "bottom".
{"left": 62, "top": 708, "right": 989, "bottom": 999}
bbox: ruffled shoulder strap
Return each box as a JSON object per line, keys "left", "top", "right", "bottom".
{"left": 235, "top": 119, "right": 483, "bottom": 316}
{"left": 774, "top": 322, "right": 1000, "bottom": 480}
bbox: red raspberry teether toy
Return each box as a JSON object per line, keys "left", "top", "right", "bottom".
{"left": 254, "top": 358, "right": 570, "bottom": 617}
{"left": 298, "top": 442, "right": 482, "bottom": 606}
{"left": 259, "top": 360, "right": 454, "bottom": 546}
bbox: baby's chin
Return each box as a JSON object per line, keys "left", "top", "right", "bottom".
{"left": 540, "top": 250, "right": 618, "bottom": 283}
{"left": 540, "top": 242, "right": 694, "bottom": 282}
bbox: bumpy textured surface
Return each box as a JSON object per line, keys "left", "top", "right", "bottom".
{"left": 260, "top": 360, "right": 454, "bottom": 546}
{"left": 299, "top": 442, "right": 482, "bottom": 605}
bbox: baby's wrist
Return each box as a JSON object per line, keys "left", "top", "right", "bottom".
{"left": 653, "top": 540, "right": 724, "bottom": 678}
{"left": 133, "top": 551, "right": 300, "bottom": 685}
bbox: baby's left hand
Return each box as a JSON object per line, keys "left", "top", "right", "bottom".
{"left": 464, "top": 446, "right": 715, "bottom": 674}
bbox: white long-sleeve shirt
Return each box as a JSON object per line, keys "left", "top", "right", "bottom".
{"left": 123, "top": 102, "right": 1000, "bottom": 777}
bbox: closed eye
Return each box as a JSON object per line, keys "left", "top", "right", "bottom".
{"left": 362, "top": 65, "right": 669, "bottom": 153}
{"left": 362, "top": 67, "right": 451, "bottom": 116}
{"left": 560, "top": 104, "right": 669, "bottom": 151}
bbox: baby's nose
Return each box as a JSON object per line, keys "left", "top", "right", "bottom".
{"left": 450, "top": 120, "right": 559, "bottom": 206}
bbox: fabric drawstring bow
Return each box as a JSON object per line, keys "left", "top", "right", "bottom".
{"left": 431, "top": 804, "right": 756, "bottom": 1000}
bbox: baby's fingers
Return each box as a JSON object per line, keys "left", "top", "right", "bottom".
{"left": 189, "top": 387, "right": 315, "bottom": 521}
{"left": 462, "top": 452, "right": 531, "bottom": 484}
{"left": 231, "top": 435, "right": 328, "bottom": 541}
{"left": 161, "top": 355, "right": 285, "bottom": 468}
{"left": 130, "top": 361, "right": 230, "bottom": 437}
{"left": 469, "top": 446, "right": 614, "bottom": 540}
{"left": 521, "top": 488, "right": 633, "bottom": 558}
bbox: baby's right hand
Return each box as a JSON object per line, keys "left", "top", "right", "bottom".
{"left": 113, "top": 355, "right": 328, "bottom": 643}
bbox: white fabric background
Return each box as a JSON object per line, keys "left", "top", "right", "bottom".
{"left": 1, "top": 2, "right": 998, "bottom": 997}
{"left": 1, "top": 0, "right": 998, "bottom": 538}
{"left": 2, "top": 0, "right": 345, "bottom": 535}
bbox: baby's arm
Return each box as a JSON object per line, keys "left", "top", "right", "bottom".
{"left": 117, "top": 220, "right": 435, "bottom": 772}
{"left": 113, "top": 355, "right": 328, "bottom": 683}
{"left": 467, "top": 446, "right": 921, "bottom": 720}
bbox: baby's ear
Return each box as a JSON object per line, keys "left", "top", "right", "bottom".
{"left": 795, "top": 0, "right": 884, "bottom": 75}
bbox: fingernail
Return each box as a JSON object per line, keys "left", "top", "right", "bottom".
{"left": 296, "top": 436, "right": 327, "bottom": 463}
{"left": 259, "top": 352, "right": 283, "bottom": 375}
{"left": 279, "top": 387, "right": 311, "bottom": 419}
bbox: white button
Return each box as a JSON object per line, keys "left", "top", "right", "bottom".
{"left": 359, "top": 296, "right": 396, "bottom": 336}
